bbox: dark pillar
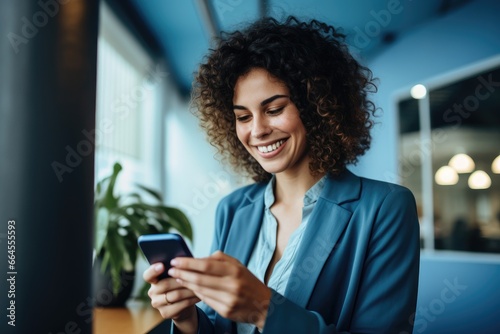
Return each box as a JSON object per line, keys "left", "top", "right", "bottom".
{"left": 0, "top": 0, "right": 98, "bottom": 333}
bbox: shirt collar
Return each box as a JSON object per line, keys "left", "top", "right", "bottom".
{"left": 264, "top": 175, "right": 276, "bottom": 209}
{"left": 263, "top": 174, "right": 328, "bottom": 209}
{"left": 304, "top": 174, "right": 327, "bottom": 206}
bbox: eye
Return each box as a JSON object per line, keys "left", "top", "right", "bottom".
{"left": 266, "top": 106, "right": 285, "bottom": 115}
{"left": 235, "top": 114, "right": 251, "bottom": 123}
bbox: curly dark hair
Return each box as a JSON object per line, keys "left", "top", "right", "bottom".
{"left": 191, "top": 16, "right": 377, "bottom": 182}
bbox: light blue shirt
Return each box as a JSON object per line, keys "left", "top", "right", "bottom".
{"left": 237, "top": 175, "right": 327, "bottom": 333}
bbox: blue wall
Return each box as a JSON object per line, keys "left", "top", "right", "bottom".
{"left": 351, "top": 1, "right": 500, "bottom": 332}
{"left": 351, "top": 0, "right": 500, "bottom": 182}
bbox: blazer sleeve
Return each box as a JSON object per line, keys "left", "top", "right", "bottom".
{"left": 167, "top": 305, "right": 215, "bottom": 334}
{"left": 261, "top": 188, "right": 420, "bottom": 334}
{"left": 183, "top": 197, "right": 233, "bottom": 334}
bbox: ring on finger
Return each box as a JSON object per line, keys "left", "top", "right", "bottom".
{"left": 165, "top": 292, "right": 172, "bottom": 305}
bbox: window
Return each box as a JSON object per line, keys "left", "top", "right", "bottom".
{"left": 95, "top": 2, "right": 165, "bottom": 192}
{"left": 397, "top": 57, "right": 500, "bottom": 253}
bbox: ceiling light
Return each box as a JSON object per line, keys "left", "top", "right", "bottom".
{"left": 468, "top": 170, "right": 491, "bottom": 189}
{"left": 492, "top": 155, "right": 500, "bottom": 174}
{"left": 435, "top": 166, "right": 459, "bottom": 185}
{"left": 410, "top": 84, "right": 427, "bottom": 99}
{"left": 449, "top": 153, "right": 475, "bottom": 173}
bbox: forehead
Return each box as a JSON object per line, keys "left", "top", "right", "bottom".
{"left": 233, "top": 68, "right": 289, "bottom": 104}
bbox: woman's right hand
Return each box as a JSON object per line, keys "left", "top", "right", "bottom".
{"left": 143, "top": 263, "right": 200, "bottom": 333}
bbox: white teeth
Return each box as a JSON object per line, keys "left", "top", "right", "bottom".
{"left": 257, "top": 140, "right": 284, "bottom": 153}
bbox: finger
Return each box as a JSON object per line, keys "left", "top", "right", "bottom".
{"left": 169, "top": 267, "right": 235, "bottom": 290}
{"left": 174, "top": 271, "right": 239, "bottom": 303}
{"left": 209, "top": 251, "right": 240, "bottom": 265}
{"left": 156, "top": 298, "right": 200, "bottom": 320}
{"left": 179, "top": 279, "right": 235, "bottom": 306}
{"left": 197, "top": 294, "right": 228, "bottom": 314}
{"left": 150, "top": 289, "right": 169, "bottom": 309}
{"left": 148, "top": 277, "right": 184, "bottom": 298}
{"left": 150, "top": 286, "right": 200, "bottom": 309}
{"left": 143, "top": 263, "right": 165, "bottom": 283}
{"left": 170, "top": 257, "right": 230, "bottom": 276}
{"left": 165, "top": 288, "right": 200, "bottom": 304}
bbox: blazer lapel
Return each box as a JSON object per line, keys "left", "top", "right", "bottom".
{"left": 223, "top": 192, "right": 265, "bottom": 265}
{"left": 284, "top": 171, "right": 360, "bottom": 307}
{"left": 214, "top": 188, "right": 265, "bottom": 333}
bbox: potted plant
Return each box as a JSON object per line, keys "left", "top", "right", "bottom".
{"left": 93, "top": 162, "right": 192, "bottom": 306}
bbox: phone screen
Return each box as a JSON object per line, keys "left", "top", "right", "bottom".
{"left": 138, "top": 233, "right": 193, "bottom": 279}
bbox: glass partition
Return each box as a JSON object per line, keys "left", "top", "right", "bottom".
{"left": 397, "top": 60, "right": 500, "bottom": 253}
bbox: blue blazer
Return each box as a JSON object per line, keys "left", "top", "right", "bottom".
{"left": 191, "top": 170, "right": 420, "bottom": 334}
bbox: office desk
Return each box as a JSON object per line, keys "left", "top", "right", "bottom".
{"left": 93, "top": 300, "right": 164, "bottom": 334}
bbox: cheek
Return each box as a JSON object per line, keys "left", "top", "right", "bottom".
{"left": 298, "top": 122, "right": 307, "bottom": 138}
{"left": 235, "top": 125, "right": 246, "bottom": 144}
{"left": 288, "top": 116, "right": 308, "bottom": 146}
{"left": 281, "top": 114, "right": 305, "bottom": 134}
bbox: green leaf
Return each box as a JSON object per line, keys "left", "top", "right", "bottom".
{"left": 95, "top": 207, "right": 109, "bottom": 254}
{"left": 144, "top": 222, "right": 161, "bottom": 236}
{"left": 100, "top": 249, "right": 110, "bottom": 272}
{"left": 152, "top": 217, "right": 173, "bottom": 233}
{"left": 124, "top": 192, "right": 143, "bottom": 202}
{"left": 158, "top": 206, "right": 193, "bottom": 241}
{"left": 102, "top": 163, "right": 122, "bottom": 209}
{"left": 95, "top": 175, "right": 111, "bottom": 199}
{"left": 136, "top": 184, "right": 163, "bottom": 202}
{"left": 123, "top": 233, "right": 138, "bottom": 265}
{"left": 114, "top": 207, "right": 149, "bottom": 235}
{"left": 96, "top": 181, "right": 102, "bottom": 196}
{"left": 137, "top": 282, "right": 151, "bottom": 300}
{"left": 106, "top": 231, "right": 126, "bottom": 295}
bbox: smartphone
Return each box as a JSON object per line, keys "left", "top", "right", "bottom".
{"left": 138, "top": 233, "right": 193, "bottom": 280}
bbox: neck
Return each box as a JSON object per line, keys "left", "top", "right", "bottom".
{"left": 274, "top": 159, "right": 325, "bottom": 205}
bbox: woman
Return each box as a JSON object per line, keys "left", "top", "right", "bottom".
{"left": 144, "top": 16, "right": 420, "bottom": 334}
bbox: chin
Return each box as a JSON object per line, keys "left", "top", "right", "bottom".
{"left": 258, "top": 163, "right": 287, "bottom": 175}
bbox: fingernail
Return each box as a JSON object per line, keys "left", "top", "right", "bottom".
{"left": 168, "top": 268, "right": 175, "bottom": 276}
{"left": 170, "top": 258, "right": 178, "bottom": 266}
{"left": 154, "top": 264, "right": 162, "bottom": 272}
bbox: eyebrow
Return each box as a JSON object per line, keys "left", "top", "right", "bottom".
{"left": 233, "top": 94, "right": 289, "bottom": 110}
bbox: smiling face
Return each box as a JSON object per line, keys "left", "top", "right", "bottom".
{"left": 233, "top": 68, "right": 309, "bottom": 177}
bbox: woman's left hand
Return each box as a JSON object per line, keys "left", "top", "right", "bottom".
{"left": 168, "top": 251, "right": 272, "bottom": 330}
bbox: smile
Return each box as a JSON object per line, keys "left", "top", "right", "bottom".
{"left": 257, "top": 139, "right": 285, "bottom": 153}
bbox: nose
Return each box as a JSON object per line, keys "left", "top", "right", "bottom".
{"left": 251, "top": 114, "right": 271, "bottom": 139}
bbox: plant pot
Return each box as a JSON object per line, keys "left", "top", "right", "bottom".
{"left": 92, "top": 257, "right": 135, "bottom": 307}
